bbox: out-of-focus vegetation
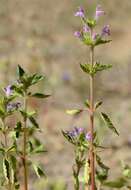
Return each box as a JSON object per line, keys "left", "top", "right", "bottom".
{"left": 0, "top": 0, "right": 131, "bottom": 189}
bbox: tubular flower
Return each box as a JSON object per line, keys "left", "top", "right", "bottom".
{"left": 75, "top": 7, "right": 85, "bottom": 18}
{"left": 95, "top": 5, "right": 105, "bottom": 20}
{"left": 101, "top": 25, "right": 110, "bottom": 36}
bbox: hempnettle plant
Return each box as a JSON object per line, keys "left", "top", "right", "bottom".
{"left": 62, "top": 4, "right": 124, "bottom": 190}
{"left": 0, "top": 65, "right": 50, "bottom": 190}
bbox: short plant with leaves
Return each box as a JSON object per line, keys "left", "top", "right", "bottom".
{"left": 0, "top": 65, "right": 50, "bottom": 190}
{"left": 62, "top": 3, "right": 122, "bottom": 190}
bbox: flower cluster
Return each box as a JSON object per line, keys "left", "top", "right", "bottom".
{"left": 67, "top": 127, "right": 91, "bottom": 141}
{"left": 74, "top": 5, "right": 111, "bottom": 47}
{"left": 7, "top": 102, "right": 21, "bottom": 112}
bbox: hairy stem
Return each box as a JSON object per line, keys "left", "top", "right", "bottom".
{"left": 23, "top": 95, "right": 28, "bottom": 190}
{"left": 89, "top": 45, "right": 95, "bottom": 190}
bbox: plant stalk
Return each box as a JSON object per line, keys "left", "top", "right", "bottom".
{"left": 23, "top": 95, "right": 28, "bottom": 190}
{"left": 89, "top": 45, "right": 95, "bottom": 190}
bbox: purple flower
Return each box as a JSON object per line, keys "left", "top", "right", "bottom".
{"left": 74, "top": 31, "right": 82, "bottom": 38}
{"left": 75, "top": 7, "right": 85, "bottom": 18}
{"left": 4, "top": 85, "right": 12, "bottom": 97}
{"left": 95, "top": 5, "right": 105, "bottom": 20}
{"left": 7, "top": 102, "right": 21, "bottom": 112}
{"left": 83, "top": 25, "right": 90, "bottom": 33}
{"left": 101, "top": 25, "right": 110, "bottom": 36}
{"left": 85, "top": 132, "right": 91, "bottom": 141}
{"left": 68, "top": 127, "right": 84, "bottom": 138}
{"left": 92, "top": 32, "right": 98, "bottom": 40}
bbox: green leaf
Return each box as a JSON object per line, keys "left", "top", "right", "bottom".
{"left": 33, "top": 145, "right": 47, "bottom": 154}
{"left": 30, "top": 74, "right": 44, "bottom": 85}
{"left": 32, "top": 164, "right": 46, "bottom": 178}
{"left": 7, "top": 145, "right": 15, "bottom": 153}
{"left": 95, "top": 37, "right": 112, "bottom": 46}
{"left": 103, "top": 177, "right": 127, "bottom": 188}
{"left": 14, "top": 122, "right": 22, "bottom": 138}
{"left": 84, "top": 99, "right": 90, "bottom": 108}
{"left": 3, "top": 159, "right": 10, "bottom": 182}
{"left": 29, "top": 116, "right": 39, "bottom": 128}
{"left": 96, "top": 155, "right": 109, "bottom": 171}
{"left": 31, "top": 93, "right": 51, "bottom": 99}
{"left": 17, "top": 65, "right": 25, "bottom": 78}
{"left": 96, "top": 155, "right": 109, "bottom": 182}
{"left": 66, "top": 109, "right": 83, "bottom": 116}
{"left": 95, "top": 101, "right": 103, "bottom": 110}
{"left": 93, "top": 62, "right": 112, "bottom": 73}
{"left": 101, "top": 112, "right": 119, "bottom": 136}
{"left": 80, "top": 63, "right": 92, "bottom": 75}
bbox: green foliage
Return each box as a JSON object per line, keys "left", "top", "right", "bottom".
{"left": 80, "top": 62, "right": 112, "bottom": 76}
{"left": 32, "top": 163, "right": 46, "bottom": 178}
{"left": 66, "top": 109, "right": 83, "bottom": 116}
{"left": 0, "top": 65, "right": 50, "bottom": 189}
{"left": 101, "top": 112, "right": 119, "bottom": 136}
{"left": 103, "top": 177, "right": 127, "bottom": 188}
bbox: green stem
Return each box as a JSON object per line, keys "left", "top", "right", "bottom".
{"left": 2, "top": 118, "right": 12, "bottom": 190}
{"left": 89, "top": 44, "right": 95, "bottom": 190}
{"left": 23, "top": 95, "right": 28, "bottom": 190}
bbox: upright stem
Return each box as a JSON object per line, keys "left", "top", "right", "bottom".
{"left": 23, "top": 95, "right": 28, "bottom": 190}
{"left": 89, "top": 45, "right": 95, "bottom": 190}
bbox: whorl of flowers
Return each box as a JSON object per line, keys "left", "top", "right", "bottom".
{"left": 74, "top": 5, "right": 111, "bottom": 47}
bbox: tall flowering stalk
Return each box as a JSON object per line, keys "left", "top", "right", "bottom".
{"left": 0, "top": 85, "right": 21, "bottom": 190}
{"left": 10, "top": 65, "right": 50, "bottom": 190}
{"left": 63, "top": 4, "right": 120, "bottom": 190}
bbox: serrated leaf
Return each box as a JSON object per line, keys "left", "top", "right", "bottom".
{"left": 30, "top": 74, "right": 44, "bottom": 85}
{"left": 95, "top": 37, "right": 112, "bottom": 46}
{"left": 93, "top": 62, "right": 112, "bottom": 74}
{"left": 31, "top": 93, "right": 51, "bottom": 99}
{"left": 95, "top": 101, "right": 103, "bottom": 110}
{"left": 80, "top": 63, "right": 92, "bottom": 75}
{"left": 66, "top": 109, "right": 83, "bottom": 116}
{"left": 101, "top": 112, "right": 119, "bottom": 136}
{"left": 32, "top": 164, "right": 46, "bottom": 178}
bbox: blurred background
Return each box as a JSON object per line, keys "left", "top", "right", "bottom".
{"left": 1, "top": 0, "right": 131, "bottom": 189}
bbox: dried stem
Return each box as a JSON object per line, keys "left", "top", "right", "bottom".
{"left": 22, "top": 95, "right": 28, "bottom": 190}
